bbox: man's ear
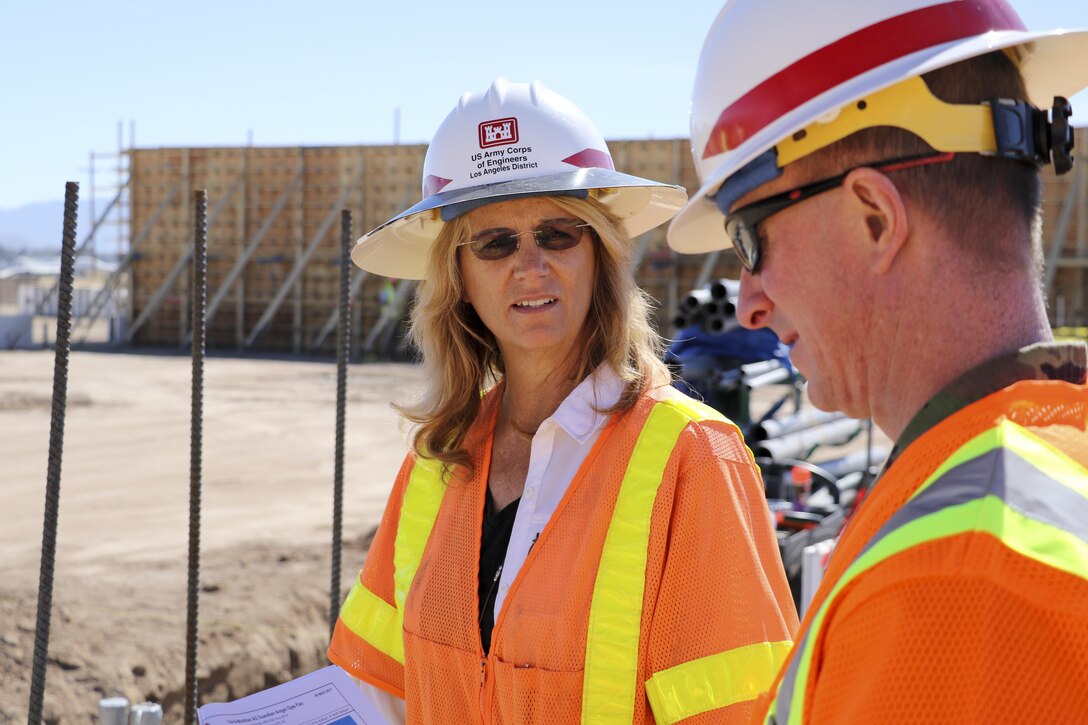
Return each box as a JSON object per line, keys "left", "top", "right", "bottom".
{"left": 843, "top": 168, "right": 910, "bottom": 275}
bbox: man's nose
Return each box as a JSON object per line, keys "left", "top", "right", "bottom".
{"left": 737, "top": 267, "right": 771, "bottom": 330}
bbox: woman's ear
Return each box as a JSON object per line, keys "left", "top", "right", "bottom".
{"left": 844, "top": 168, "right": 910, "bottom": 276}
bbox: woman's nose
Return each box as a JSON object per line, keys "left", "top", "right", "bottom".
{"left": 511, "top": 234, "right": 548, "bottom": 276}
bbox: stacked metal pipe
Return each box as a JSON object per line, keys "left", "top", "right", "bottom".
{"left": 673, "top": 278, "right": 741, "bottom": 334}
{"left": 669, "top": 278, "right": 891, "bottom": 504}
{"left": 750, "top": 410, "right": 862, "bottom": 460}
{"left": 760, "top": 420, "right": 861, "bottom": 461}
{"left": 750, "top": 408, "right": 889, "bottom": 509}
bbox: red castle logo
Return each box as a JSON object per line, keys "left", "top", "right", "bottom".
{"left": 479, "top": 117, "right": 518, "bottom": 148}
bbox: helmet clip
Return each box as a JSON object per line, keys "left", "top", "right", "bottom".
{"left": 989, "top": 96, "right": 1075, "bottom": 175}
{"left": 1049, "top": 97, "right": 1075, "bottom": 176}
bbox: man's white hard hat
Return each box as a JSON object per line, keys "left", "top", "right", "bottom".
{"left": 668, "top": 0, "right": 1088, "bottom": 255}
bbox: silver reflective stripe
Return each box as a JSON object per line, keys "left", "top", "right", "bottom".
{"left": 771, "top": 628, "right": 809, "bottom": 724}
{"left": 773, "top": 430, "right": 1088, "bottom": 723}
{"left": 860, "top": 447, "right": 1088, "bottom": 558}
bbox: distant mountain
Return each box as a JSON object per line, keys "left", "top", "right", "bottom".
{"left": 0, "top": 199, "right": 113, "bottom": 256}
{"left": 0, "top": 201, "right": 66, "bottom": 252}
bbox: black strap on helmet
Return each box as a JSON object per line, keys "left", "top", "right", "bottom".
{"left": 990, "top": 96, "right": 1076, "bottom": 175}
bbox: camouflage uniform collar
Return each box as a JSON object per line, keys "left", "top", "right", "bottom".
{"left": 886, "top": 342, "right": 1087, "bottom": 471}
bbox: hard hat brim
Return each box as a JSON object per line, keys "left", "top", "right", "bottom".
{"left": 668, "top": 27, "right": 1088, "bottom": 255}
{"left": 353, "top": 167, "right": 687, "bottom": 279}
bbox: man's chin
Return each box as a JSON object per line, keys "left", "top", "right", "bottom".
{"left": 805, "top": 378, "right": 840, "bottom": 414}
{"left": 807, "top": 381, "right": 868, "bottom": 421}
{"left": 806, "top": 389, "right": 841, "bottom": 414}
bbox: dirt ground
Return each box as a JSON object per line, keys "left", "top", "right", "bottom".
{"left": 1, "top": 350, "right": 419, "bottom": 723}
{"left": 0, "top": 348, "right": 890, "bottom": 723}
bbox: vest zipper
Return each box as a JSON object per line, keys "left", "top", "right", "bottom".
{"left": 479, "top": 657, "right": 492, "bottom": 725}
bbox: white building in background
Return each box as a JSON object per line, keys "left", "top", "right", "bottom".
{"left": 0, "top": 254, "right": 123, "bottom": 347}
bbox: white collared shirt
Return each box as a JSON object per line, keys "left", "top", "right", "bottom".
{"left": 492, "top": 365, "right": 625, "bottom": 619}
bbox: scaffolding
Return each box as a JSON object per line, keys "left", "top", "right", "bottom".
{"left": 116, "top": 139, "right": 736, "bottom": 355}
{"left": 3, "top": 124, "right": 132, "bottom": 350}
{"left": 103, "top": 129, "right": 1088, "bottom": 355}
{"left": 1044, "top": 146, "right": 1088, "bottom": 325}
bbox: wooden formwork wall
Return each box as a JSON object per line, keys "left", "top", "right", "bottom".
{"left": 128, "top": 130, "right": 1088, "bottom": 353}
{"left": 1041, "top": 127, "right": 1088, "bottom": 325}
{"left": 129, "top": 144, "right": 425, "bottom": 353}
{"left": 127, "top": 140, "right": 739, "bottom": 353}
{"left": 609, "top": 139, "right": 744, "bottom": 328}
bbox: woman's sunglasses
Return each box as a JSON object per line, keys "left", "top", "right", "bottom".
{"left": 458, "top": 218, "right": 592, "bottom": 261}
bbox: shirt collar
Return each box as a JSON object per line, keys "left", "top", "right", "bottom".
{"left": 887, "top": 341, "right": 1087, "bottom": 468}
{"left": 550, "top": 365, "right": 626, "bottom": 444}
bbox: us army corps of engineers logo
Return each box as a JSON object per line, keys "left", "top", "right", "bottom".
{"left": 469, "top": 117, "right": 538, "bottom": 180}
{"left": 479, "top": 117, "right": 518, "bottom": 148}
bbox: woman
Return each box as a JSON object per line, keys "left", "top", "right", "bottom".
{"left": 329, "top": 79, "right": 797, "bottom": 725}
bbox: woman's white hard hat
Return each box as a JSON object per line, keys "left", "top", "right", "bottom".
{"left": 667, "top": 0, "right": 1088, "bottom": 255}
{"left": 353, "top": 78, "right": 688, "bottom": 279}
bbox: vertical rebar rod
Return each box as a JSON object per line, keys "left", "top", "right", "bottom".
{"left": 330, "top": 210, "right": 352, "bottom": 636}
{"left": 27, "top": 182, "right": 79, "bottom": 725}
{"left": 184, "top": 190, "right": 207, "bottom": 725}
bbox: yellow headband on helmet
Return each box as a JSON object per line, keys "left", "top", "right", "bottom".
{"left": 776, "top": 75, "right": 1001, "bottom": 166}
{"left": 712, "top": 75, "right": 1073, "bottom": 217}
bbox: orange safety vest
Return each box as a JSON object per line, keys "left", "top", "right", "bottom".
{"left": 330, "top": 384, "right": 798, "bottom": 724}
{"left": 757, "top": 379, "right": 1088, "bottom": 723}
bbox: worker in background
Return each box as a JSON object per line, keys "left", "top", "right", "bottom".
{"left": 375, "top": 277, "right": 406, "bottom": 359}
{"left": 667, "top": 1, "right": 1088, "bottom": 721}
{"left": 329, "top": 79, "right": 798, "bottom": 724}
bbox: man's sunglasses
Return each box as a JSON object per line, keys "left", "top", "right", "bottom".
{"left": 724, "top": 152, "right": 956, "bottom": 272}
{"left": 457, "top": 218, "right": 592, "bottom": 261}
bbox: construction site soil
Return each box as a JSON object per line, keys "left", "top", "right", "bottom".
{"left": 0, "top": 349, "right": 889, "bottom": 722}
{"left": 1, "top": 351, "right": 416, "bottom": 723}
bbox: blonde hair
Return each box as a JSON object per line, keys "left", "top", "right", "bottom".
{"left": 397, "top": 194, "right": 670, "bottom": 472}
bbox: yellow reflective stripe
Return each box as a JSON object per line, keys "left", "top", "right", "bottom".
{"left": 338, "top": 579, "right": 405, "bottom": 663}
{"left": 668, "top": 394, "right": 756, "bottom": 463}
{"left": 786, "top": 481, "right": 1088, "bottom": 723}
{"left": 646, "top": 641, "right": 792, "bottom": 724}
{"left": 775, "top": 420, "right": 1088, "bottom": 724}
{"left": 667, "top": 394, "right": 727, "bottom": 423}
{"left": 765, "top": 693, "right": 778, "bottom": 724}
{"left": 582, "top": 397, "right": 715, "bottom": 724}
{"left": 999, "top": 421, "right": 1088, "bottom": 500}
{"left": 782, "top": 501, "right": 942, "bottom": 724}
{"left": 910, "top": 421, "right": 1009, "bottom": 500}
{"left": 843, "top": 497, "right": 1088, "bottom": 605}
{"left": 392, "top": 455, "right": 446, "bottom": 611}
{"left": 337, "top": 455, "right": 446, "bottom": 667}
{"left": 910, "top": 419, "right": 1088, "bottom": 503}
{"left": 984, "top": 495, "right": 1088, "bottom": 578}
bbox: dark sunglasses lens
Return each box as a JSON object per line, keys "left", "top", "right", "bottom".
{"left": 536, "top": 221, "right": 585, "bottom": 251}
{"left": 724, "top": 217, "right": 757, "bottom": 271}
{"left": 467, "top": 220, "right": 586, "bottom": 260}
{"left": 471, "top": 233, "right": 519, "bottom": 260}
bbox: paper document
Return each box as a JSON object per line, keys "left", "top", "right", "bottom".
{"left": 198, "top": 665, "right": 391, "bottom": 725}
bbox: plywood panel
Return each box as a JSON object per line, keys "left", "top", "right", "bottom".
{"left": 129, "top": 131, "right": 1088, "bottom": 350}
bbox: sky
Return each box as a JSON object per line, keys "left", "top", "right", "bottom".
{"left": 2, "top": 0, "right": 1088, "bottom": 212}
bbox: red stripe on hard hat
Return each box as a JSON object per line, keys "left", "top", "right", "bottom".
{"left": 424, "top": 175, "right": 453, "bottom": 197}
{"left": 702, "top": 0, "right": 1025, "bottom": 159}
{"left": 561, "top": 148, "right": 616, "bottom": 171}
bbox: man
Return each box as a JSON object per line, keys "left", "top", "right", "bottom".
{"left": 668, "top": 1, "right": 1088, "bottom": 722}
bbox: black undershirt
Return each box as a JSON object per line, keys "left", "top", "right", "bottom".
{"left": 478, "top": 490, "right": 520, "bottom": 655}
